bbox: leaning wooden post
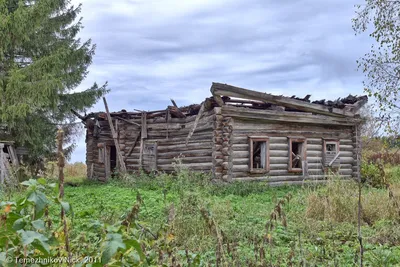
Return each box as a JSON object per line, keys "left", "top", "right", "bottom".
{"left": 139, "top": 112, "right": 148, "bottom": 168}
{"left": 186, "top": 102, "right": 205, "bottom": 145}
{"left": 102, "top": 97, "right": 127, "bottom": 173}
{"left": 57, "top": 129, "right": 71, "bottom": 263}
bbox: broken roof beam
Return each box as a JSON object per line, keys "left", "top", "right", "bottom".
{"left": 170, "top": 99, "right": 178, "bottom": 108}
{"left": 210, "top": 82, "right": 357, "bottom": 117}
{"left": 344, "top": 96, "right": 368, "bottom": 114}
{"left": 169, "top": 99, "right": 186, "bottom": 118}
{"left": 71, "top": 109, "right": 86, "bottom": 121}
{"left": 114, "top": 116, "right": 141, "bottom": 127}
{"left": 168, "top": 106, "right": 186, "bottom": 118}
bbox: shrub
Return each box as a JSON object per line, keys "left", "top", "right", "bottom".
{"left": 361, "top": 162, "right": 387, "bottom": 188}
{"left": 364, "top": 151, "right": 400, "bottom": 166}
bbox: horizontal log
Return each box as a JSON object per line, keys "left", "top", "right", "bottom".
{"left": 157, "top": 156, "right": 213, "bottom": 165}
{"left": 270, "top": 151, "right": 289, "bottom": 157}
{"left": 232, "top": 165, "right": 249, "bottom": 172}
{"left": 339, "top": 169, "right": 353, "bottom": 175}
{"left": 308, "top": 163, "right": 323, "bottom": 169}
{"left": 270, "top": 157, "right": 289, "bottom": 164}
{"left": 307, "top": 138, "right": 323, "bottom": 145}
{"left": 307, "top": 151, "right": 322, "bottom": 157}
{"left": 338, "top": 164, "right": 354, "bottom": 170}
{"left": 338, "top": 157, "right": 355, "bottom": 164}
{"left": 158, "top": 150, "right": 212, "bottom": 159}
{"left": 145, "top": 118, "right": 214, "bottom": 131}
{"left": 224, "top": 109, "right": 357, "bottom": 125}
{"left": 233, "top": 131, "right": 352, "bottom": 139}
{"left": 157, "top": 134, "right": 212, "bottom": 145}
{"left": 307, "top": 144, "right": 322, "bottom": 151}
{"left": 146, "top": 124, "right": 213, "bottom": 136}
{"left": 232, "top": 136, "right": 289, "bottom": 144}
{"left": 158, "top": 163, "right": 213, "bottom": 171}
{"left": 232, "top": 151, "right": 249, "bottom": 158}
{"left": 232, "top": 144, "right": 248, "bottom": 151}
{"left": 270, "top": 144, "right": 289, "bottom": 150}
{"left": 115, "top": 109, "right": 216, "bottom": 125}
{"left": 126, "top": 159, "right": 140, "bottom": 164}
{"left": 339, "top": 151, "right": 353, "bottom": 157}
{"left": 340, "top": 139, "right": 353, "bottom": 145}
{"left": 157, "top": 142, "right": 213, "bottom": 152}
{"left": 270, "top": 163, "right": 289, "bottom": 170}
{"left": 233, "top": 120, "right": 354, "bottom": 131}
{"left": 339, "top": 145, "right": 354, "bottom": 151}
{"left": 233, "top": 158, "right": 249, "bottom": 164}
{"left": 145, "top": 126, "right": 213, "bottom": 139}
{"left": 93, "top": 169, "right": 104, "bottom": 175}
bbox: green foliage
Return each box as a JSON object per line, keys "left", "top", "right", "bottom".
{"left": 0, "top": 0, "right": 108, "bottom": 173}
{"left": 3, "top": 169, "right": 400, "bottom": 265}
{"left": 0, "top": 178, "right": 68, "bottom": 265}
{"left": 353, "top": 1, "right": 400, "bottom": 132}
{"left": 361, "top": 162, "right": 387, "bottom": 188}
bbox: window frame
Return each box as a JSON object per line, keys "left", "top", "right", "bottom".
{"left": 248, "top": 136, "right": 270, "bottom": 174}
{"left": 323, "top": 139, "right": 340, "bottom": 154}
{"left": 97, "top": 143, "right": 105, "bottom": 164}
{"left": 288, "top": 137, "right": 307, "bottom": 173}
{"left": 143, "top": 142, "right": 158, "bottom": 171}
{"left": 323, "top": 139, "right": 340, "bottom": 167}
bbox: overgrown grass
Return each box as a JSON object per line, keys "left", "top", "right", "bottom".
{"left": 45, "top": 161, "right": 87, "bottom": 185}
{"left": 3, "top": 166, "right": 400, "bottom": 265}
{"left": 51, "top": 168, "right": 400, "bottom": 265}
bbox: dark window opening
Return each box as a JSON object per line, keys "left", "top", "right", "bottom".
{"left": 288, "top": 138, "right": 306, "bottom": 172}
{"left": 252, "top": 141, "right": 266, "bottom": 169}
{"left": 249, "top": 137, "right": 269, "bottom": 173}
{"left": 110, "top": 145, "right": 117, "bottom": 172}
{"left": 326, "top": 143, "right": 337, "bottom": 153}
{"left": 291, "top": 142, "right": 303, "bottom": 169}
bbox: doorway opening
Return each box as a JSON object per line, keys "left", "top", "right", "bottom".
{"left": 110, "top": 145, "right": 117, "bottom": 173}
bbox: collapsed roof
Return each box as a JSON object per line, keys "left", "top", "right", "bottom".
{"left": 75, "top": 82, "right": 368, "bottom": 121}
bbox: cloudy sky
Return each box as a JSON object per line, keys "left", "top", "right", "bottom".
{"left": 70, "top": 0, "right": 371, "bottom": 162}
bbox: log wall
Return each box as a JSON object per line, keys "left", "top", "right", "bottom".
{"left": 85, "top": 105, "right": 360, "bottom": 185}
{"left": 226, "top": 117, "right": 357, "bottom": 184}
{"left": 86, "top": 109, "right": 216, "bottom": 180}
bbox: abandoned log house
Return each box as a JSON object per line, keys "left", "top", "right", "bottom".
{"left": 79, "top": 82, "right": 368, "bottom": 185}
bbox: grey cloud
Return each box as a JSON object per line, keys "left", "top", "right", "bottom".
{"left": 70, "top": 0, "right": 371, "bottom": 162}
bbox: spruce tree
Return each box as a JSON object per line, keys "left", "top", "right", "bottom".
{"left": 0, "top": 0, "right": 108, "bottom": 170}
